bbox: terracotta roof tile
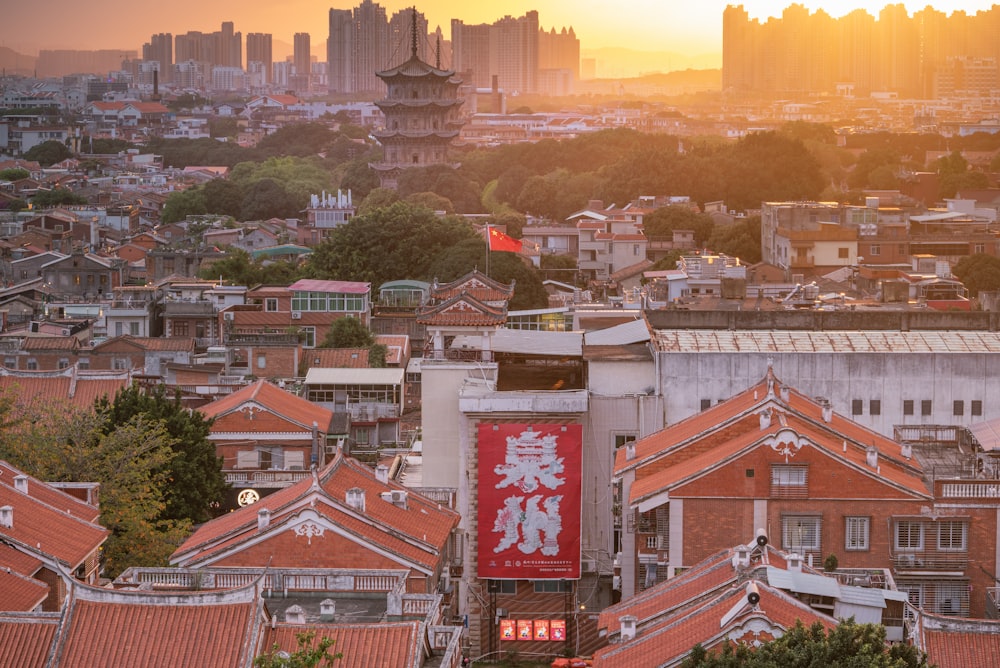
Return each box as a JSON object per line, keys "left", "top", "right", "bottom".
{"left": 430, "top": 270, "right": 514, "bottom": 303}
{"left": 0, "top": 461, "right": 101, "bottom": 524}
{"left": 263, "top": 621, "right": 422, "bottom": 668}
{"left": 200, "top": 379, "right": 334, "bottom": 431}
{"left": 0, "top": 612, "right": 60, "bottom": 667}
{"left": 416, "top": 292, "right": 507, "bottom": 327}
{"left": 0, "top": 568, "right": 49, "bottom": 611}
{"left": 307, "top": 348, "right": 370, "bottom": 368}
{"left": 21, "top": 336, "right": 80, "bottom": 351}
{"left": 54, "top": 584, "right": 260, "bottom": 668}
{"left": 172, "top": 454, "right": 459, "bottom": 572}
{"left": 0, "top": 540, "right": 45, "bottom": 577}
{"left": 916, "top": 611, "right": 1000, "bottom": 668}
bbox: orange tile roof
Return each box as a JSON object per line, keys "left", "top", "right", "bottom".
{"left": 199, "top": 379, "right": 335, "bottom": 432}
{"left": 593, "top": 581, "right": 836, "bottom": 668}
{"left": 0, "top": 461, "right": 100, "bottom": 524}
{"left": 0, "top": 568, "right": 49, "bottom": 611}
{"left": 172, "top": 454, "right": 459, "bottom": 572}
{"left": 263, "top": 621, "right": 422, "bottom": 668}
{"left": 429, "top": 270, "right": 514, "bottom": 303}
{"left": 0, "top": 612, "right": 60, "bottom": 667}
{"left": 21, "top": 336, "right": 80, "bottom": 351}
{"left": 0, "top": 540, "right": 44, "bottom": 577}
{"left": 307, "top": 348, "right": 370, "bottom": 368}
{"left": 915, "top": 611, "right": 1000, "bottom": 668}
{"left": 288, "top": 279, "right": 370, "bottom": 294}
{"left": 53, "top": 583, "right": 261, "bottom": 668}
{"left": 416, "top": 292, "right": 507, "bottom": 327}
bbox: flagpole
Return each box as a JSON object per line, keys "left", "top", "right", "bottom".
{"left": 486, "top": 223, "right": 491, "bottom": 278}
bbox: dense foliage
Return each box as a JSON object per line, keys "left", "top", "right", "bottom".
{"left": 255, "top": 631, "right": 341, "bottom": 667}
{"left": 24, "top": 139, "right": 72, "bottom": 166}
{"left": 680, "top": 620, "right": 932, "bottom": 668}
{"left": 952, "top": 254, "right": 1000, "bottom": 298}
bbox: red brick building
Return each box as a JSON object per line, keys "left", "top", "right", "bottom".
{"left": 614, "top": 368, "right": 998, "bottom": 618}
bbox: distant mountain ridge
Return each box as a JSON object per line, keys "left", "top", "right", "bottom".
{"left": 582, "top": 46, "right": 721, "bottom": 79}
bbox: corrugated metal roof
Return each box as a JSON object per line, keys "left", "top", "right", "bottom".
{"left": 584, "top": 318, "right": 651, "bottom": 346}
{"left": 765, "top": 566, "right": 841, "bottom": 598}
{"left": 304, "top": 367, "right": 405, "bottom": 385}
{"left": 652, "top": 330, "right": 1000, "bottom": 353}
{"left": 968, "top": 417, "right": 1000, "bottom": 452}
{"left": 452, "top": 329, "right": 583, "bottom": 356}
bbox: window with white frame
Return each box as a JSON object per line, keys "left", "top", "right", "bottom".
{"left": 895, "top": 521, "right": 924, "bottom": 550}
{"left": 265, "top": 298, "right": 278, "bottom": 312}
{"left": 782, "top": 515, "right": 821, "bottom": 552}
{"left": 771, "top": 465, "right": 808, "bottom": 497}
{"left": 937, "top": 521, "right": 967, "bottom": 551}
{"left": 845, "top": 516, "right": 870, "bottom": 551}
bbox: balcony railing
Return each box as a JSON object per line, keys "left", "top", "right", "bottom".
{"left": 892, "top": 551, "right": 968, "bottom": 573}
{"left": 987, "top": 587, "right": 1000, "bottom": 619}
{"left": 937, "top": 480, "right": 1000, "bottom": 499}
{"left": 225, "top": 470, "right": 311, "bottom": 487}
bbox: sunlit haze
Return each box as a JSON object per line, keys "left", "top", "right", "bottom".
{"left": 1, "top": 1, "right": 996, "bottom": 65}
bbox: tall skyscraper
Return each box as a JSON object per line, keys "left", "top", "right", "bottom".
{"left": 294, "top": 32, "right": 311, "bottom": 92}
{"left": 175, "top": 22, "right": 242, "bottom": 78}
{"left": 246, "top": 33, "right": 273, "bottom": 84}
{"left": 327, "top": 0, "right": 428, "bottom": 95}
{"left": 143, "top": 33, "right": 173, "bottom": 83}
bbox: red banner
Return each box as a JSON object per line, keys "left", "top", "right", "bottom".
{"left": 551, "top": 620, "right": 566, "bottom": 641}
{"left": 477, "top": 423, "right": 582, "bottom": 580}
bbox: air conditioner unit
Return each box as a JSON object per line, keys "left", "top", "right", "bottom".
{"left": 291, "top": 311, "right": 302, "bottom": 320}
{"left": 897, "top": 554, "right": 917, "bottom": 568}
{"left": 223, "top": 312, "right": 234, "bottom": 321}
{"left": 582, "top": 559, "right": 597, "bottom": 573}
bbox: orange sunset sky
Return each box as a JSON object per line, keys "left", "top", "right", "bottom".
{"left": 1, "top": 1, "right": 996, "bottom": 63}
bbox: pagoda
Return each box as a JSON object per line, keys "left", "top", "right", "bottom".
{"left": 371, "top": 9, "right": 464, "bottom": 189}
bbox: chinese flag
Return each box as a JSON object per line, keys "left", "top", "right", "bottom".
{"left": 488, "top": 227, "right": 523, "bottom": 253}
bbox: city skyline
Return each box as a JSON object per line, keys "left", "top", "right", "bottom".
{"left": 2, "top": 1, "right": 998, "bottom": 65}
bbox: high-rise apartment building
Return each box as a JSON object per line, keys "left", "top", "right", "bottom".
{"left": 452, "top": 11, "right": 575, "bottom": 96}
{"left": 293, "top": 32, "right": 311, "bottom": 93}
{"left": 723, "top": 3, "right": 1000, "bottom": 99}
{"left": 328, "top": 0, "right": 407, "bottom": 95}
{"left": 142, "top": 33, "right": 173, "bottom": 83}
{"left": 175, "top": 22, "right": 242, "bottom": 74}
{"left": 246, "top": 33, "right": 273, "bottom": 84}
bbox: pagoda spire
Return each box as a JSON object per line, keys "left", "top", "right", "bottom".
{"left": 411, "top": 6, "right": 418, "bottom": 59}
{"left": 435, "top": 34, "right": 441, "bottom": 69}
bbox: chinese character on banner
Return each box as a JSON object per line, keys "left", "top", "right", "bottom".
{"left": 499, "top": 620, "right": 515, "bottom": 640}
{"left": 551, "top": 620, "right": 566, "bottom": 641}
{"left": 478, "top": 424, "right": 582, "bottom": 580}
{"left": 517, "top": 620, "right": 533, "bottom": 640}
{"left": 534, "top": 619, "right": 550, "bottom": 641}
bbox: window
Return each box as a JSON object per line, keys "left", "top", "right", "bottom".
{"left": 895, "top": 521, "right": 924, "bottom": 550}
{"left": 935, "top": 582, "right": 968, "bottom": 616}
{"left": 236, "top": 450, "right": 258, "bottom": 469}
{"left": 903, "top": 399, "right": 914, "bottom": 416}
{"left": 173, "top": 321, "right": 189, "bottom": 336}
{"left": 921, "top": 400, "right": 932, "bottom": 416}
{"left": 129, "top": 322, "right": 140, "bottom": 336}
{"left": 937, "top": 521, "right": 966, "bottom": 551}
{"left": 972, "top": 400, "right": 983, "bottom": 417}
{"left": 782, "top": 515, "right": 821, "bottom": 552}
{"left": 771, "top": 465, "right": 808, "bottom": 498}
{"left": 257, "top": 354, "right": 267, "bottom": 369}
{"left": 534, "top": 581, "right": 573, "bottom": 593}
{"left": 700, "top": 398, "right": 712, "bottom": 411}
{"left": 646, "top": 535, "right": 657, "bottom": 549}
{"left": 265, "top": 298, "right": 278, "bottom": 312}
{"left": 26, "top": 358, "right": 38, "bottom": 370}
{"left": 852, "top": 399, "right": 863, "bottom": 415}
{"left": 284, "top": 451, "right": 305, "bottom": 470}
{"left": 870, "top": 245, "right": 880, "bottom": 256}
{"left": 614, "top": 434, "right": 637, "bottom": 449}
{"left": 301, "top": 326, "right": 316, "bottom": 348}
{"left": 954, "top": 400, "right": 964, "bottom": 416}
{"left": 869, "top": 399, "right": 881, "bottom": 416}
{"left": 58, "top": 358, "right": 69, "bottom": 370}
{"left": 845, "top": 517, "right": 870, "bottom": 551}
{"left": 974, "top": 243, "right": 985, "bottom": 254}
{"left": 489, "top": 580, "right": 516, "bottom": 594}
{"left": 838, "top": 247, "right": 849, "bottom": 259}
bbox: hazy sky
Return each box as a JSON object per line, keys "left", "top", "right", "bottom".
{"left": 1, "top": 1, "right": 996, "bottom": 56}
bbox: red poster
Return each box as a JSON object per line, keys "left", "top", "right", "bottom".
{"left": 534, "top": 619, "right": 550, "bottom": 641}
{"left": 551, "top": 620, "right": 566, "bottom": 641}
{"left": 477, "top": 423, "right": 582, "bottom": 580}
{"left": 517, "top": 620, "right": 533, "bottom": 640}
{"left": 499, "top": 620, "right": 516, "bottom": 640}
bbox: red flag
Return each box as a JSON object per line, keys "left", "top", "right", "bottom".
{"left": 488, "top": 226, "right": 522, "bottom": 253}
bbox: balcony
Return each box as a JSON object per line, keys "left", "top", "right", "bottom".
{"left": 937, "top": 480, "right": 1000, "bottom": 499}
{"left": 164, "top": 300, "right": 216, "bottom": 317}
{"left": 892, "top": 551, "right": 968, "bottom": 573}
{"left": 225, "top": 469, "right": 311, "bottom": 488}
{"left": 346, "top": 403, "right": 400, "bottom": 422}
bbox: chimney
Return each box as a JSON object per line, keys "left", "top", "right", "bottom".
{"left": 375, "top": 464, "right": 390, "bottom": 484}
{"left": 0, "top": 505, "right": 12, "bottom": 529}
{"left": 319, "top": 599, "right": 336, "bottom": 621}
{"left": 779, "top": 385, "right": 790, "bottom": 402}
{"left": 257, "top": 508, "right": 271, "bottom": 531}
{"left": 901, "top": 443, "right": 912, "bottom": 460}
{"left": 866, "top": 446, "right": 879, "bottom": 469}
{"left": 625, "top": 442, "right": 636, "bottom": 461}
{"left": 820, "top": 399, "right": 833, "bottom": 423}
{"left": 733, "top": 545, "right": 750, "bottom": 568}
{"left": 285, "top": 604, "right": 305, "bottom": 624}
{"left": 759, "top": 409, "right": 771, "bottom": 430}
{"left": 14, "top": 475, "right": 28, "bottom": 494}
{"left": 346, "top": 487, "right": 365, "bottom": 512}
{"left": 311, "top": 421, "right": 319, "bottom": 468}
{"left": 619, "top": 614, "right": 638, "bottom": 641}
{"left": 787, "top": 553, "right": 802, "bottom": 572}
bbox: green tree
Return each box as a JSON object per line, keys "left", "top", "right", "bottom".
{"left": 680, "top": 619, "right": 931, "bottom": 668}
{"left": 202, "top": 178, "right": 245, "bottom": 219}
{"left": 644, "top": 206, "right": 715, "bottom": 247}
{"left": 405, "top": 191, "right": 454, "bottom": 214}
{"left": 31, "top": 188, "right": 88, "bottom": 208}
{"left": 357, "top": 187, "right": 400, "bottom": 215}
{"left": 209, "top": 117, "right": 239, "bottom": 139}
{"left": 162, "top": 188, "right": 208, "bottom": 224}
{"left": 707, "top": 215, "right": 762, "bottom": 264}
{"left": 24, "top": 139, "right": 72, "bottom": 166}
{"left": 0, "top": 398, "right": 192, "bottom": 579}
{"left": 94, "top": 384, "right": 227, "bottom": 524}
{"left": 952, "top": 253, "right": 1000, "bottom": 298}
{"left": 241, "top": 177, "right": 300, "bottom": 221}
{"left": 255, "top": 630, "right": 341, "bottom": 668}
{"left": 319, "top": 316, "right": 375, "bottom": 349}
{"left": 0, "top": 167, "right": 30, "bottom": 180}
{"left": 198, "top": 247, "right": 304, "bottom": 287}
{"left": 368, "top": 343, "right": 387, "bottom": 368}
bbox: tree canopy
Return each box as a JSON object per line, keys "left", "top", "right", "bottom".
{"left": 24, "top": 139, "right": 72, "bottom": 166}
{"left": 680, "top": 619, "right": 931, "bottom": 668}
{"left": 952, "top": 254, "right": 1000, "bottom": 298}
